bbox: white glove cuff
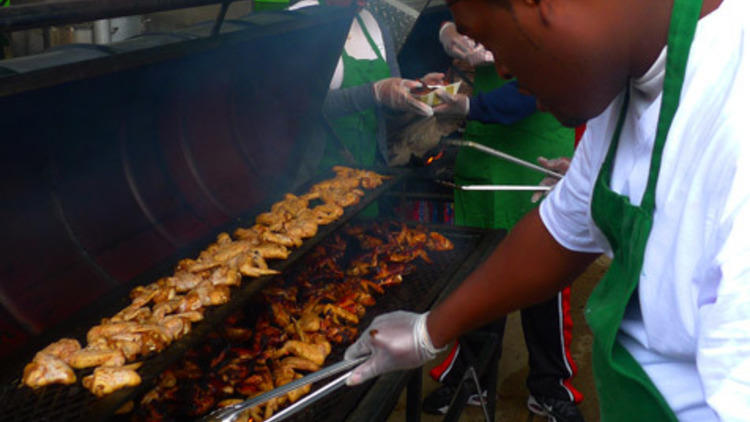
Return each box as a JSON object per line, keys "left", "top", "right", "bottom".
{"left": 416, "top": 312, "right": 447, "bottom": 357}
{"left": 461, "top": 96, "right": 470, "bottom": 116}
{"left": 373, "top": 80, "right": 382, "bottom": 103}
{"left": 438, "top": 22, "right": 455, "bottom": 41}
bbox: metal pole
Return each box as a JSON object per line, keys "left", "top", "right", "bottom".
{"left": 210, "top": 1, "right": 230, "bottom": 37}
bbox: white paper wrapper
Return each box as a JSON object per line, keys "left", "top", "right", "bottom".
{"left": 415, "top": 81, "right": 462, "bottom": 106}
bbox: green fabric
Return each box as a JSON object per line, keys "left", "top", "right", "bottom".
{"left": 319, "top": 15, "right": 390, "bottom": 171}
{"left": 319, "top": 15, "right": 390, "bottom": 217}
{"left": 454, "top": 66, "right": 573, "bottom": 230}
{"left": 587, "top": 0, "right": 702, "bottom": 420}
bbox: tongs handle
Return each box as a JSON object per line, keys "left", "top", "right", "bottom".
{"left": 445, "top": 140, "right": 564, "bottom": 179}
{"left": 436, "top": 180, "right": 552, "bottom": 191}
{"left": 202, "top": 356, "right": 367, "bottom": 422}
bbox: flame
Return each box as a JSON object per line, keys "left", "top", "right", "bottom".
{"left": 425, "top": 150, "right": 444, "bottom": 165}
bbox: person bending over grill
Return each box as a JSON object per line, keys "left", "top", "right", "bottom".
{"left": 345, "top": 0, "right": 750, "bottom": 420}
{"left": 414, "top": 22, "right": 583, "bottom": 421}
{"left": 289, "top": 0, "right": 443, "bottom": 177}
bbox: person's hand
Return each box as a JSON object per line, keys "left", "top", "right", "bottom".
{"left": 439, "top": 22, "right": 494, "bottom": 66}
{"left": 373, "top": 77, "right": 433, "bottom": 117}
{"left": 433, "top": 90, "right": 469, "bottom": 117}
{"left": 344, "top": 311, "right": 444, "bottom": 386}
{"left": 531, "top": 156, "right": 571, "bottom": 203}
{"left": 466, "top": 44, "right": 494, "bottom": 67}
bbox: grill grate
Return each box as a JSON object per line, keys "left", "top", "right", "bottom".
{"left": 122, "top": 222, "right": 485, "bottom": 421}
{"left": 285, "top": 226, "right": 485, "bottom": 422}
{"left": 0, "top": 171, "right": 405, "bottom": 422}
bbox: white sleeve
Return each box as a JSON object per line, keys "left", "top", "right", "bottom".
{"left": 539, "top": 128, "right": 606, "bottom": 254}
{"left": 696, "top": 148, "right": 750, "bottom": 420}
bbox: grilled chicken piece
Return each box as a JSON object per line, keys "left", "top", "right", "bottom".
{"left": 270, "top": 302, "right": 291, "bottom": 328}
{"left": 152, "top": 298, "right": 182, "bottom": 320}
{"left": 159, "top": 315, "right": 192, "bottom": 340}
{"left": 286, "top": 373, "right": 312, "bottom": 404}
{"left": 272, "top": 193, "right": 309, "bottom": 215}
{"left": 319, "top": 304, "right": 359, "bottom": 325}
{"left": 173, "top": 271, "right": 205, "bottom": 292}
{"left": 261, "top": 230, "right": 302, "bottom": 248}
{"left": 82, "top": 365, "right": 141, "bottom": 397}
{"left": 88, "top": 322, "right": 140, "bottom": 344}
{"left": 22, "top": 352, "right": 76, "bottom": 388}
{"left": 210, "top": 266, "right": 241, "bottom": 287}
{"left": 68, "top": 347, "right": 126, "bottom": 369}
{"left": 320, "top": 188, "right": 363, "bottom": 207}
{"left": 284, "top": 217, "right": 318, "bottom": 239}
{"left": 239, "top": 252, "right": 280, "bottom": 278}
{"left": 106, "top": 335, "right": 142, "bottom": 361}
{"left": 298, "top": 312, "right": 321, "bottom": 333}
{"left": 280, "top": 356, "right": 321, "bottom": 372}
{"left": 189, "top": 280, "right": 230, "bottom": 307}
{"left": 273, "top": 337, "right": 330, "bottom": 366}
{"left": 38, "top": 338, "right": 81, "bottom": 363}
{"left": 252, "top": 242, "right": 290, "bottom": 260}
{"left": 233, "top": 226, "right": 263, "bottom": 243}
{"left": 426, "top": 231, "right": 454, "bottom": 251}
{"left": 111, "top": 305, "right": 152, "bottom": 323}
{"left": 311, "top": 203, "right": 343, "bottom": 225}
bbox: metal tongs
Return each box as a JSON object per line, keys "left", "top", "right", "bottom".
{"left": 202, "top": 356, "right": 368, "bottom": 422}
{"left": 441, "top": 139, "right": 563, "bottom": 191}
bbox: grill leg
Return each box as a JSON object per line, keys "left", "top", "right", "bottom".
{"left": 406, "top": 368, "right": 422, "bottom": 422}
{"left": 486, "top": 337, "right": 500, "bottom": 422}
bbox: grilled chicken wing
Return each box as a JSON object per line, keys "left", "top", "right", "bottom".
{"left": 82, "top": 365, "right": 141, "bottom": 397}
{"left": 38, "top": 338, "right": 81, "bottom": 363}
{"left": 22, "top": 352, "right": 76, "bottom": 388}
{"left": 68, "top": 348, "right": 126, "bottom": 369}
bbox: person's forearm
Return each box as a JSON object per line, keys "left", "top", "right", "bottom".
{"left": 323, "top": 84, "right": 378, "bottom": 118}
{"left": 467, "top": 81, "right": 537, "bottom": 125}
{"left": 427, "top": 208, "right": 598, "bottom": 348}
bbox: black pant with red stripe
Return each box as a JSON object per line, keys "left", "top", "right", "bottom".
{"left": 430, "top": 287, "right": 582, "bottom": 403}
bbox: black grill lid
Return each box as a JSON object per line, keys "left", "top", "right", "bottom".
{"left": 0, "top": 6, "right": 354, "bottom": 362}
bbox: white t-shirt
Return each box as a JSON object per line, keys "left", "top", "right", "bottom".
{"left": 289, "top": 0, "right": 386, "bottom": 89}
{"left": 540, "top": 0, "right": 750, "bottom": 419}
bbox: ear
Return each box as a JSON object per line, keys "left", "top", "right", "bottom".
{"left": 535, "top": 0, "right": 554, "bottom": 26}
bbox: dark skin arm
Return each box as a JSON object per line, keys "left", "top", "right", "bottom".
{"left": 427, "top": 207, "right": 599, "bottom": 348}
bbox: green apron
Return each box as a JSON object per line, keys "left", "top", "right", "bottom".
{"left": 586, "top": 0, "right": 702, "bottom": 419}
{"left": 319, "top": 14, "right": 391, "bottom": 171}
{"left": 455, "top": 68, "right": 573, "bottom": 230}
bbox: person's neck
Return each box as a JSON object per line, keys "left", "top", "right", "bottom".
{"left": 628, "top": 0, "right": 723, "bottom": 79}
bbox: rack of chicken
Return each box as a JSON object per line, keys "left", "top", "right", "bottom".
{"left": 21, "top": 167, "right": 389, "bottom": 397}
{"left": 132, "top": 221, "right": 454, "bottom": 421}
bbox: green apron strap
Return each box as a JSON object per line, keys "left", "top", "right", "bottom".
{"left": 355, "top": 15, "right": 385, "bottom": 62}
{"left": 587, "top": 0, "right": 704, "bottom": 420}
{"left": 642, "top": 0, "right": 702, "bottom": 212}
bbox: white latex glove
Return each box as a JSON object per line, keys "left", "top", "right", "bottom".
{"left": 439, "top": 22, "right": 494, "bottom": 66}
{"left": 433, "top": 90, "right": 470, "bottom": 116}
{"left": 531, "top": 156, "right": 571, "bottom": 203}
{"left": 344, "top": 311, "right": 444, "bottom": 386}
{"left": 465, "top": 43, "right": 494, "bottom": 67}
{"left": 374, "top": 77, "right": 434, "bottom": 117}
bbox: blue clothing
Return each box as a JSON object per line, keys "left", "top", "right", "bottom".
{"left": 467, "top": 80, "right": 537, "bottom": 125}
